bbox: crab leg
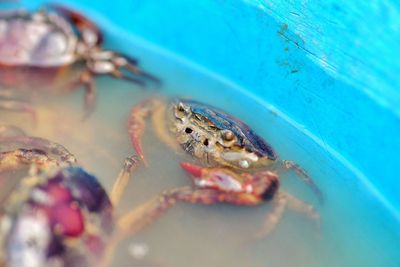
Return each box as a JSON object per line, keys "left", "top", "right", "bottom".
{"left": 117, "top": 186, "right": 257, "bottom": 236}
{"left": 257, "top": 193, "right": 288, "bottom": 238}
{"left": 66, "top": 71, "right": 96, "bottom": 119}
{"left": 86, "top": 49, "right": 160, "bottom": 89}
{"left": 129, "top": 99, "right": 158, "bottom": 162}
{"left": 96, "top": 155, "right": 141, "bottom": 267}
{"left": 128, "top": 99, "right": 164, "bottom": 163}
{"left": 276, "top": 160, "right": 323, "bottom": 204}
{"left": 110, "top": 155, "right": 140, "bottom": 206}
{"left": 80, "top": 71, "right": 96, "bottom": 119}
{"left": 112, "top": 54, "right": 161, "bottom": 89}
{"left": 109, "top": 67, "right": 146, "bottom": 87}
{"left": 284, "top": 192, "right": 320, "bottom": 227}
{"left": 257, "top": 191, "right": 319, "bottom": 238}
{"left": 117, "top": 186, "right": 190, "bottom": 235}
{"left": 100, "top": 189, "right": 181, "bottom": 267}
{"left": 129, "top": 99, "right": 181, "bottom": 165}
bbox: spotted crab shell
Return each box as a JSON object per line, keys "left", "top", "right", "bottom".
{"left": 174, "top": 99, "right": 277, "bottom": 160}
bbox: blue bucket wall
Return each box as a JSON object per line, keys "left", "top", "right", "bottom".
{"left": 12, "top": 0, "right": 400, "bottom": 221}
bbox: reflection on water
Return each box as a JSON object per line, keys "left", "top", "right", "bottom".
{"left": 1, "top": 31, "right": 400, "bottom": 267}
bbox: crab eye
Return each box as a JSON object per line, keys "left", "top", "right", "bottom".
{"left": 221, "top": 130, "right": 234, "bottom": 141}
{"left": 194, "top": 113, "right": 202, "bottom": 120}
{"left": 175, "top": 102, "right": 190, "bottom": 119}
{"left": 178, "top": 102, "right": 185, "bottom": 112}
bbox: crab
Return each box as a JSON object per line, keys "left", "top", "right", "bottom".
{"left": 0, "top": 4, "right": 160, "bottom": 119}
{"left": 119, "top": 162, "right": 320, "bottom": 238}
{"left": 129, "top": 98, "right": 323, "bottom": 202}
{"left": 0, "top": 127, "right": 153, "bottom": 267}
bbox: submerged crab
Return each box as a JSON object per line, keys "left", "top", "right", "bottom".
{"left": 120, "top": 162, "right": 319, "bottom": 238}
{"left": 0, "top": 4, "right": 160, "bottom": 119}
{"left": 129, "top": 98, "right": 323, "bottom": 202}
{"left": 0, "top": 128, "right": 149, "bottom": 267}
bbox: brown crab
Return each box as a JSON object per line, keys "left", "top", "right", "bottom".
{"left": 0, "top": 5, "right": 160, "bottom": 119}
{"left": 129, "top": 98, "right": 323, "bottom": 202}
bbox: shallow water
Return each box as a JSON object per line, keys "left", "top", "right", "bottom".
{"left": 1, "top": 22, "right": 400, "bottom": 267}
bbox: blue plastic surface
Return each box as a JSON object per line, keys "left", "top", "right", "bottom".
{"left": 10, "top": 0, "right": 400, "bottom": 221}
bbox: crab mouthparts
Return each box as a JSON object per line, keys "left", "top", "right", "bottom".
{"left": 180, "top": 162, "right": 203, "bottom": 177}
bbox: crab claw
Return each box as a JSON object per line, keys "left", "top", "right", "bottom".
{"left": 180, "top": 162, "right": 246, "bottom": 193}
{"left": 180, "top": 162, "right": 204, "bottom": 177}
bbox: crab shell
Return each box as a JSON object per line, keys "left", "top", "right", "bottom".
{"left": 0, "top": 8, "right": 96, "bottom": 90}
{"left": 1, "top": 167, "right": 113, "bottom": 267}
{"left": 168, "top": 99, "right": 277, "bottom": 170}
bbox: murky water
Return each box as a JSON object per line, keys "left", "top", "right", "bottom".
{"left": 1, "top": 20, "right": 400, "bottom": 267}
